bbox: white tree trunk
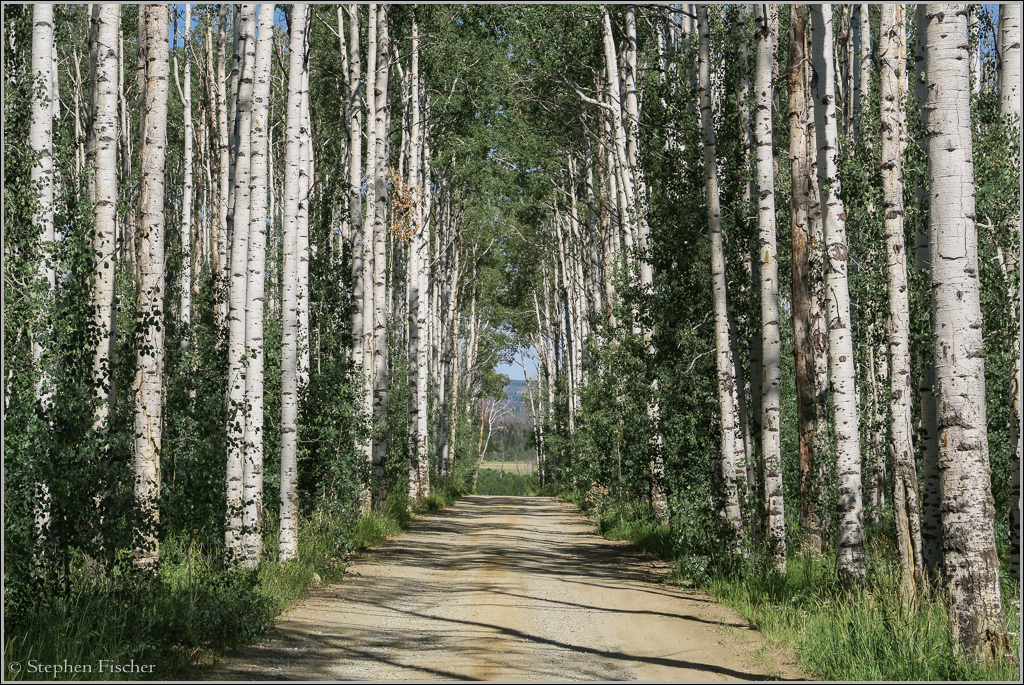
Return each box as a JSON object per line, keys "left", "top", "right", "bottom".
{"left": 697, "top": 4, "right": 744, "bottom": 550}
{"left": 297, "top": 56, "right": 311, "bottom": 389}
{"left": 215, "top": 3, "right": 229, "bottom": 323}
{"left": 347, "top": 4, "right": 364, "bottom": 372}
{"left": 999, "top": 4, "right": 1021, "bottom": 117}
{"left": 134, "top": 3, "right": 170, "bottom": 568}
{"left": 880, "top": 4, "right": 924, "bottom": 599}
{"left": 30, "top": 3, "right": 56, "bottom": 543}
{"left": 923, "top": 3, "right": 1008, "bottom": 657}
{"left": 278, "top": 3, "right": 306, "bottom": 565}
{"left": 754, "top": 4, "right": 785, "bottom": 571}
{"left": 857, "top": 3, "right": 871, "bottom": 119}
{"left": 224, "top": 3, "right": 256, "bottom": 557}
{"left": 360, "top": 4, "right": 378, "bottom": 509}
{"left": 177, "top": 4, "right": 193, "bottom": 341}
{"left": 810, "top": 3, "right": 865, "bottom": 584}
{"left": 240, "top": 2, "right": 274, "bottom": 569}
{"left": 31, "top": 4, "right": 55, "bottom": 398}
{"left": 89, "top": 4, "right": 120, "bottom": 428}
{"left": 806, "top": 15, "right": 832, "bottom": 553}
{"left": 371, "top": 4, "right": 390, "bottom": 509}
{"left": 407, "top": 16, "right": 430, "bottom": 503}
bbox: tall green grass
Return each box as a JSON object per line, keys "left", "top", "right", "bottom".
{"left": 557, "top": 489, "right": 1020, "bottom": 682}
{"left": 3, "top": 497, "right": 434, "bottom": 681}
{"left": 475, "top": 468, "right": 539, "bottom": 496}
{"left": 708, "top": 550, "right": 1020, "bottom": 681}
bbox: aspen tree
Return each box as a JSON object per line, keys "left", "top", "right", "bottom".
{"left": 697, "top": 4, "right": 744, "bottom": 550}
{"left": 754, "top": 4, "right": 784, "bottom": 571}
{"left": 806, "top": 13, "right": 831, "bottom": 554}
{"left": 224, "top": 4, "right": 256, "bottom": 557}
{"left": 788, "top": 4, "right": 822, "bottom": 554}
{"left": 134, "top": 3, "right": 170, "bottom": 568}
{"left": 970, "top": 7, "right": 983, "bottom": 96}
{"left": 360, "top": 4, "right": 378, "bottom": 508}
{"left": 880, "top": 4, "right": 923, "bottom": 598}
{"left": 175, "top": 4, "right": 194, "bottom": 344}
{"left": 407, "top": 15, "right": 430, "bottom": 503}
{"left": 30, "top": 4, "right": 55, "bottom": 395}
{"left": 89, "top": 4, "right": 119, "bottom": 428}
{"left": 999, "top": 4, "right": 1021, "bottom": 117}
{"left": 240, "top": 2, "right": 275, "bottom": 568}
{"left": 856, "top": 3, "right": 870, "bottom": 122}
{"left": 810, "top": 3, "right": 865, "bottom": 584}
{"left": 279, "top": 3, "right": 306, "bottom": 564}
{"left": 30, "top": 4, "right": 56, "bottom": 541}
{"left": 923, "top": 3, "right": 1008, "bottom": 658}
{"left": 371, "top": 5, "right": 391, "bottom": 509}
{"left": 417, "top": 90, "right": 432, "bottom": 497}
{"left": 348, "top": 5, "right": 363, "bottom": 374}
{"left": 297, "top": 57, "right": 311, "bottom": 388}
{"left": 215, "top": 4, "right": 229, "bottom": 314}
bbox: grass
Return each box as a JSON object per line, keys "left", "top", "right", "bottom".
{"left": 708, "top": 549, "right": 1020, "bottom": 681}
{"left": 554, "top": 488, "right": 1021, "bottom": 682}
{"left": 474, "top": 468, "right": 539, "bottom": 496}
{"left": 3, "top": 486, "right": 463, "bottom": 681}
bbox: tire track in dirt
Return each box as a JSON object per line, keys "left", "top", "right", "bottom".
{"left": 213, "top": 496, "right": 804, "bottom": 681}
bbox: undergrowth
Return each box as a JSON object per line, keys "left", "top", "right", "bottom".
{"left": 475, "top": 468, "right": 539, "bottom": 496}
{"left": 708, "top": 548, "right": 1020, "bottom": 681}
{"left": 554, "top": 486, "right": 1021, "bottom": 682}
{"left": 3, "top": 488, "right": 458, "bottom": 681}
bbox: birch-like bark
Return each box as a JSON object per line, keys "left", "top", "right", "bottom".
{"left": 857, "top": 3, "right": 870, "bottom": 121}
{"left": 924, "top": 4, "right": 1008, "bottom": 657}
{"left": 408, "top": 16, "right": 430, "bottom": 503}
{"left": 970, "top": 7, "right": 983, "bottom": 96}
{"left": 754, "top": 4, "right": 784, "bottom": 571}
{"left": 176, "top": 4, "right": 193, "bottom": 343}
{"left": 347, "top": 5, "right": 364, "bottom": 373}
{"left": 89, "top": 5, "right": 119, "bottom": 428}
{"left": 240, "top": 2, "right": 274, "bottom": 568}
{"left": 278, "top": 3, "right": 305, "bottom": 564}
{"left": 297, "top": 56, "right": 311, "bottom": 388}
{"left": 371, "top": 5, "right": 390, "bottom": 509}
{"left": 810, "top": 3, "right": 865, "bottom": 584}
{"left": 698, "top": 5, "right": 744, "bottom": 550}
{"left": 31, "top": 4, "right": 55, "bottom": 398}
{"left": 879, "top": 4, "right": 924, "bottom": 598}
{"left": 134, "top": 3, "right": 169, "bottom": 568}
{"left": 216, "top": 3, "right": 229, "bottom": 319}
{"left": 360, "top": 4, "right": 377, "bottom": 508}
{"left": 999, "top": 4, "right": 1021, "bottom": 117}
{"left": 30, "top": 5, "right": 56, "bottom": 540}
{"left": 224, "top": 3, "right": 256, "bottom": 557}
{"left": 806, "top": 10, "right": 831, "bottom": 549}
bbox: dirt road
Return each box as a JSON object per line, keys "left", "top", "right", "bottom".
{"left": 214, "top": 496, "right": 803, "bottom": 681}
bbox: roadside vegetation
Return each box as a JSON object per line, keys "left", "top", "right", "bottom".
{"left": 4, "top": 474, "right": 472, "bottom": 682}
{"left": 557, "top": 486, "right": 1020, "bottom": 681}
{"left": 476, "top": 468, "right": 539, "bottom": 496}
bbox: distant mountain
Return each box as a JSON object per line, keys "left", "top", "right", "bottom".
{"left": 491, "top": 379, "right": 534, "bottom": 426}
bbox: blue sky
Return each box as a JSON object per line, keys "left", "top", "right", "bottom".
{"left": 496, "top": 344, "right": 538, "bottom": 382}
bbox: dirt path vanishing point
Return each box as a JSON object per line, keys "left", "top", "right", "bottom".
{"left": 214, "top": 496, "right": 805, "bottom": 681}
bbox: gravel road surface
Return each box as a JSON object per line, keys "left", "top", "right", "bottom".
{"left": 213, "top": 495, "right": 803, "bottom": 681}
